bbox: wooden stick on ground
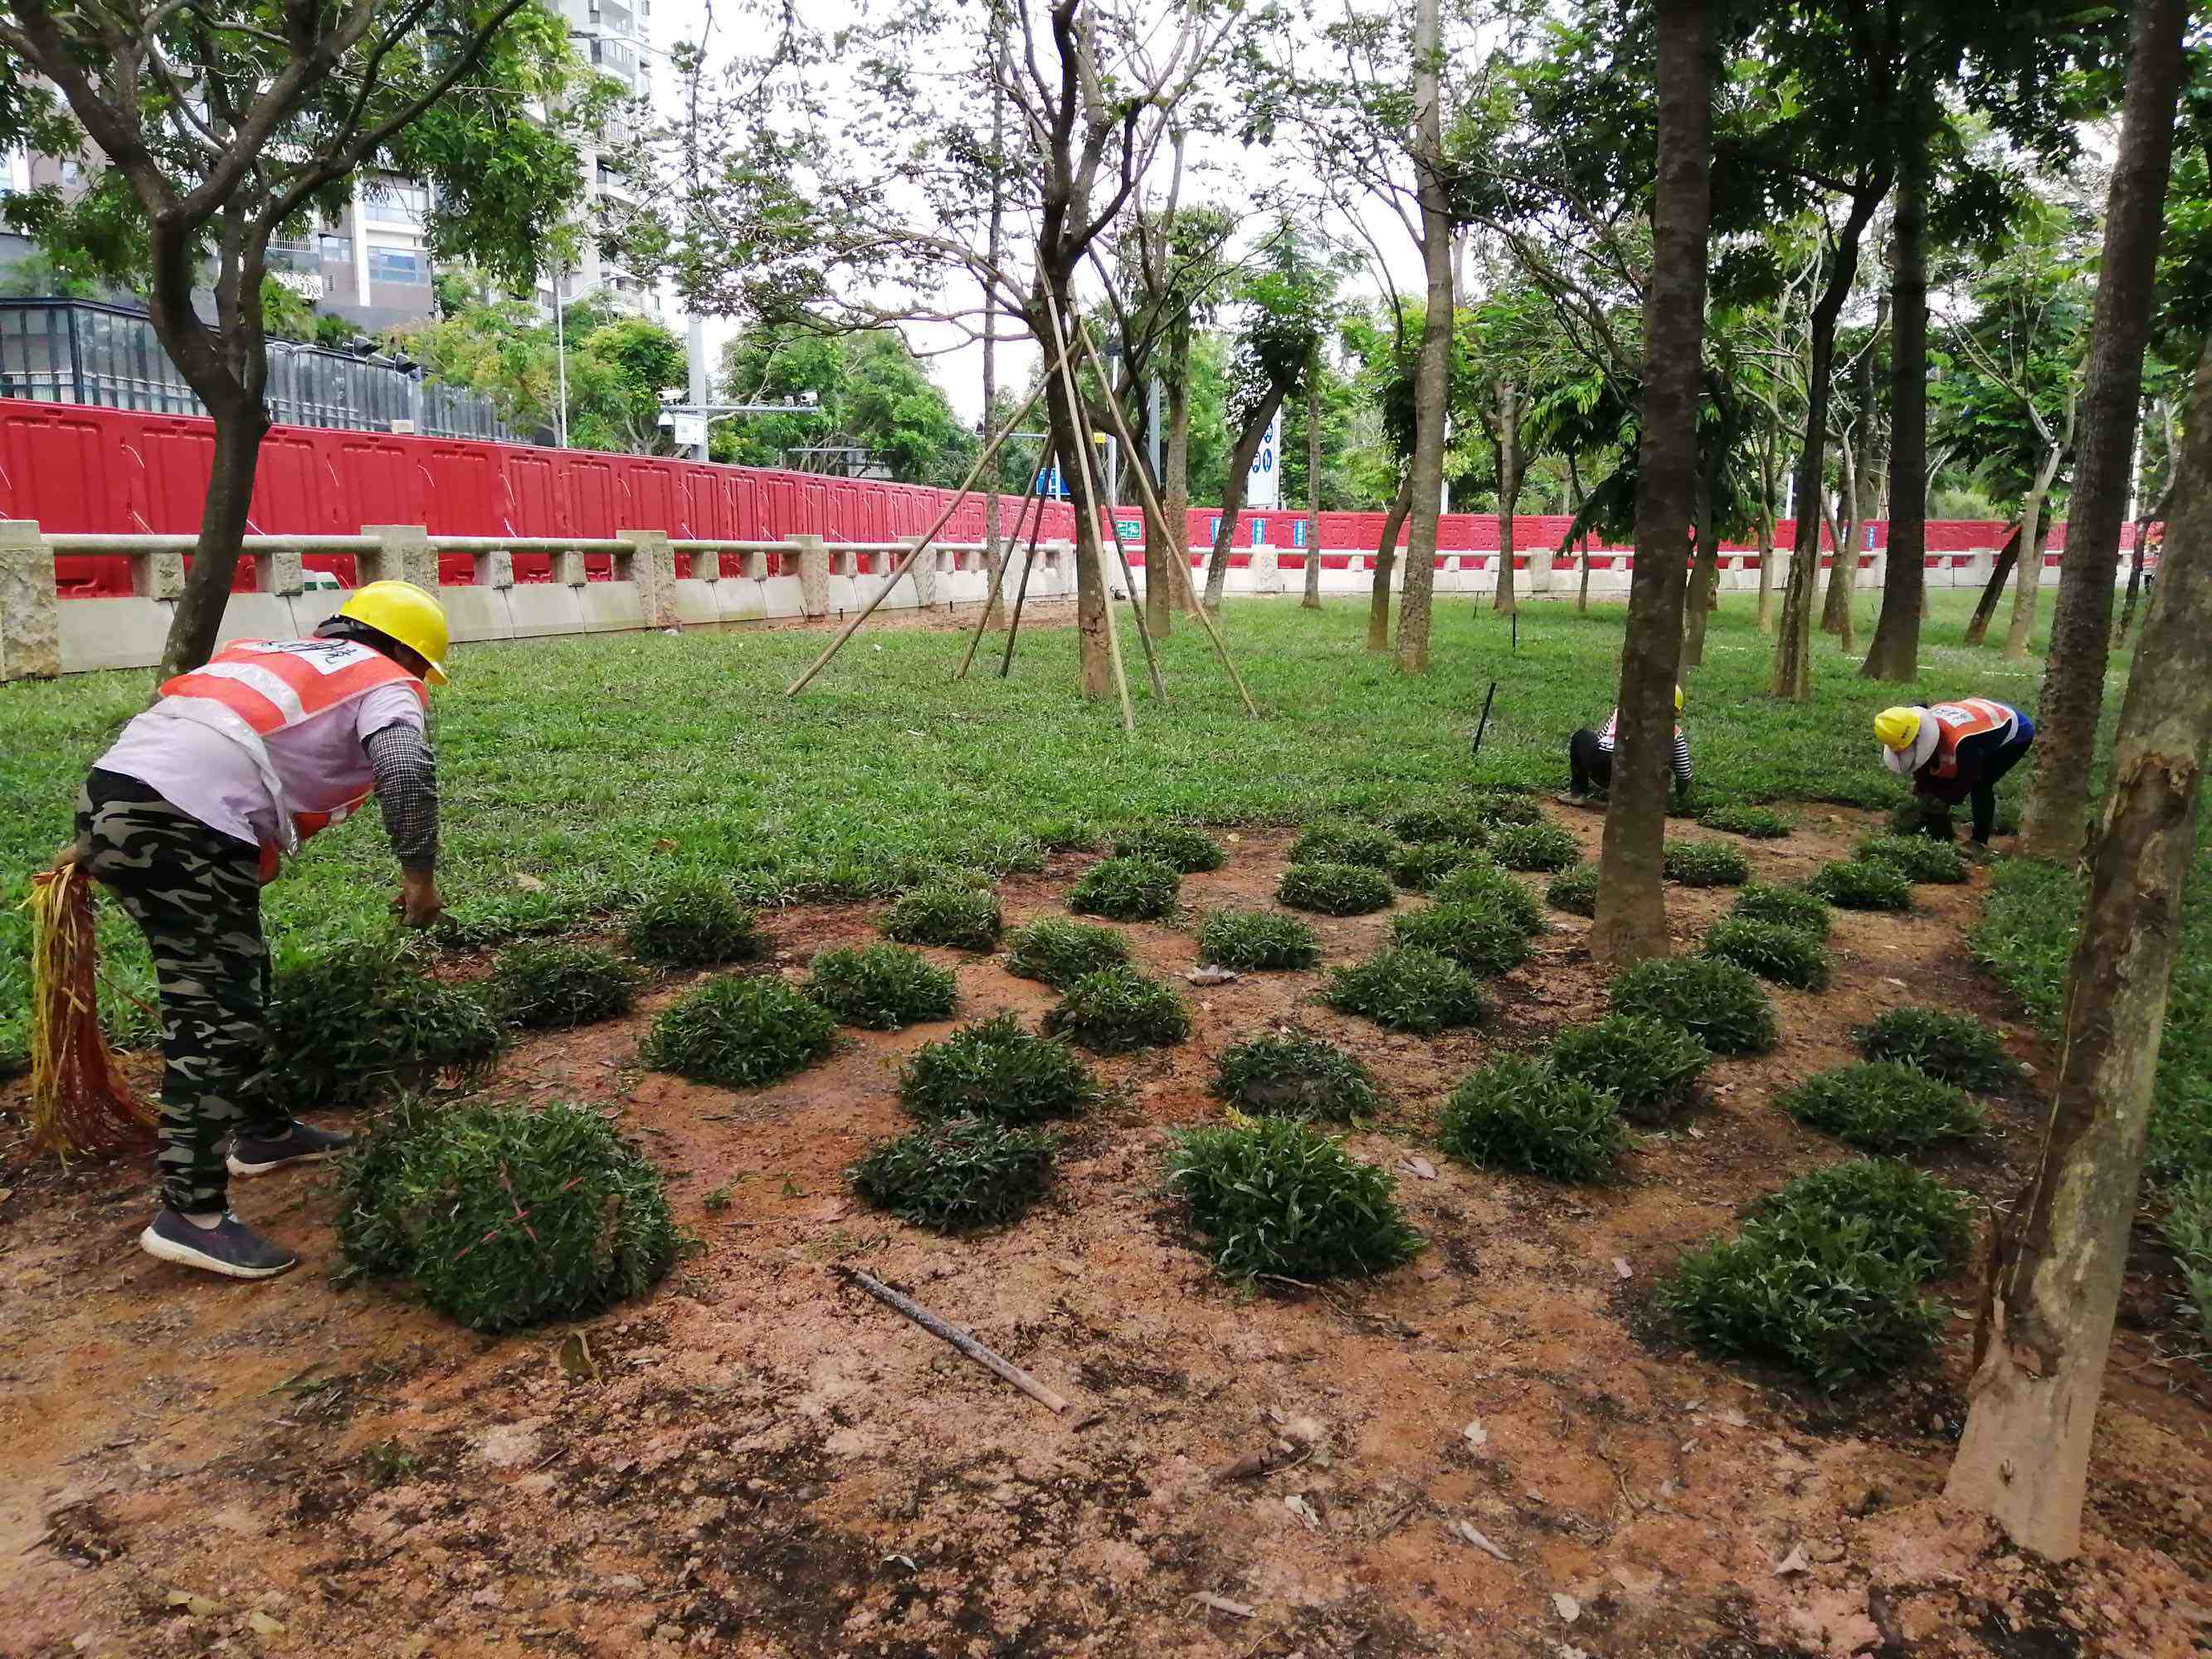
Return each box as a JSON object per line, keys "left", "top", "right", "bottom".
{"left": 839, "top": 1266, "right": 1069, "bottom": 1413}
{"left": 997, "top": 499, "right": 1045, "bottom": 679}
{"left": 1040, "top": 294, "right": 1135, "bottom": 736}
{"left": 956, "top": 470, "right": 1049, "bottom": 681}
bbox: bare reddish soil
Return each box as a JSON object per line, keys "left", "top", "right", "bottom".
{"left": 2, "top": 809, "right": 2206, "bottom": 1659}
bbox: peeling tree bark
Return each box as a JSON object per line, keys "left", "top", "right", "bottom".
{"left": 1946, "top": 329, "right": 2212, "bottom": 1562}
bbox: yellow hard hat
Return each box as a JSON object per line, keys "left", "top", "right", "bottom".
{"left": 1674, "top": 684, "right": 1684, "bottom": 712}
{"left": 1873, "top": 707, "right": 1921, "bottom": 752}
{"left": 339, "top": 581, "right": 450, "bottom": 684}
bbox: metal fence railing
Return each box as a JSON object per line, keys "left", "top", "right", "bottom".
{"left": 0, "top": 298, "right": 513, "bottom": 440}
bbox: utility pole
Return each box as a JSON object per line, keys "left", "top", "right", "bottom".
{"left": 981, "top": 9, "right": 1008, "bottom": 582}
{"left": 553, "top": 260, "right": 569, "bottom": 450}
{"left": 686, "top": 314, "right": 711, "bottom": 461}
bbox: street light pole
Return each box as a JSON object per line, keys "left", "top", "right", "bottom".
{"left": 553, "top": 260, "right": 569, "bottom": 450}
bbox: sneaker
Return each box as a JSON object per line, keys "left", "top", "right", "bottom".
{"left": 227, "top": 1121, "right": 353, "bottom": 1178}
{"left": 139, "top": 1209, "right": 299, "bottom": 1280}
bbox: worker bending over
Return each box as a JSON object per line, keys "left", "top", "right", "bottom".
{"left": 70, "top": 582, "right": 452, "bottom": 1282}
{"left": 1565, "top": 685, "right": 1692, "bottom": 810}
{"left": 1874, "top": 698, "right": 2034, "bottom": 845}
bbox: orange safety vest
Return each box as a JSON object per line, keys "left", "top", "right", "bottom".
{"left": 158, "top": 638, "right": 426, "bottom": 879}
{"left": 1922, "top": 698, "right": 2017, "bottom": 781}
{"left": 1599, "top": 708, "right": 1683, "bottom": 748}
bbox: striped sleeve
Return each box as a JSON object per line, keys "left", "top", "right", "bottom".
{"left": 1672, "top": 732, "right": 1693, "bottom": 789}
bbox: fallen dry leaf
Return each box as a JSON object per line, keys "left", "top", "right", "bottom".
{"left": 1462, "top": 1419, "right": 1489, "bottom": 1449}
{"left": 1552, "top": 1593, "right": 1582, "bottom": 1623}
{"left": 1404, "top": 1155, "right": 1439, "bottom": 1180}
{"left": 1447, "top": 1520, "right": 1512, "bottom": 1562}
{"left": 1283, "top": 1494, "right": 1322, "bottom": 1531}
{"left": 1192, "top": 1593, "right": 1255, "bottom": 1618}
{"left": 1772, "top": 1545, "right": 1811, "bottom": 1577}
{"left": 1611, "top": 1257, "right": 1633, "bottom": 1281}
{"left": 246, "top": 1610, "right": 288, "bottom": 1636}
{"left": 165, "top": 1591, "right": 222, "bottom": 1618}
{"left": 512, "top": 872, "right": 547, "bottom": 892}
{"left": 555, "top": 1331, "right": 597, "bottom": 1381}
{"left": 1184, "top": 966, "right": 1239, "bottom": 985}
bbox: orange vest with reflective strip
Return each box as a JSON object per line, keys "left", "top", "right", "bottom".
{"left": 1923, "top": 698, "right": 2017, "bottom": 781}
{"left": 158, "top": 639, "right": 426, "bottom": 876}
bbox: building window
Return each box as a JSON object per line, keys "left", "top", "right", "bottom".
{"left": 318, "top": 232, "right": 353, "bottom": 263}
{"left": 368, "top": 246, "right": 429, "bottom": 284}
{"left": 364, "top": 181, "right": 429, "bottom": 225}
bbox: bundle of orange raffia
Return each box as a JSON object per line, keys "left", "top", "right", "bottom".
{"left": 26, "top": 862, "right": 155, "bottom": 1155}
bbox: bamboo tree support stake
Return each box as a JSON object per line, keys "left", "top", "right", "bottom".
{"left": 1069, "top": 317, "right": 1262, "bottom": 720}
{"left": 839, "top": 1266, "right": 1069, "bottom": 1413}
{"left": 1041, "top": 293, "right": 1136, "bottom": 736}
{"left": 957, "top": 469, "right": 1050, "bottom": 681}
{"left": 786, "top": 337, "right": 1074, "bottom": 698}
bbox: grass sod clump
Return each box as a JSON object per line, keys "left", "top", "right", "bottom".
{"left": 1702, "top": 916, "right": 1830, "bottom": 990}
{"left": 1731, "top": 882, "right": 1832, "bottom": 940}
{"left": 640, "top": 973, "right": 836, "bottom": 1087}
{"left": 1068, "top": 855, "right": 1182, "bottom": 922}
{"left": 1111, "top": 823, "right": 1226, "bottom": 873}
{"left": 1856, "top": 834, "right": 1970, "bottom": 885}
{"left": 1431, "top": 863, "right": 1545, "bottom": 934}
{"left": 850, "top": 1117, "right": 1059, "bottom": 1233}
{"left": 1437, "top": 1056, "right": 1628, "bottom": 1181}
{"left": 1888, "top": 797, "right": 1959, "bottom": 842}
{"left": 1211, "top": 1033, "right": 1386, "bottom": 1121}
{"left": 1029, "top": 818, "right": 1101, "bottom": 853}
{"left": 1547, "top": 863, "right": 1600, "bottom": 917}
{"left": 1289, "top": 821, "right": 1398, "bottom": 868}
{"left": 1855, "top": 1006, "right": 2018, "bottom": 1091}
{"left": 804, "top": 944, "right": 959, "bottom": 1030}
{"left": 1664, "top": 838, "right": 1752, "bottom": 888}
{"left": 1002, "top": 918, "right": 1131, "bottom": 989}
{"left": 1389, "top": 840, "right": 1486, "bottom": 893}
{"left": 1748, "top": 1159, "right": 1973, "bottom": 1277}
{"left": 1807, "top": 859, "right": 1916, "bottom": 912}
{"left": 1278, "top": 861, "right": 1396, "bottom": 916}
{"left": 1324, "top": 947, "right": 1490, "bottom": 1035}
{"left": 1042, "top": 966, "right": 1193, "bottom": 1053}
{"left": 1779, "top": 1062, "right": 1985, "bottom": 1154}
{"left": 897, "top": 1014, "right": 1100, "bottom": 1125}
{"left": 1391, "top": 803, "right": 1492, "bottom": 846}
{"left": 484, "top": 941, "right": 643, "bottom": 1030}
{"left": 337, "top": 1098, "right": 679, "bottom": 1334}
{"left": 2165, "top": 1170, "right": 2212, "bottom": 1341}
{"left": 882, "top": 883, "right": 1004, "bottom": 951}
{"left": 1698, "top": 803, "right": 1794, "bottom": 839}
{"left": 264, "top": 946, "right": 505, "bottom": 1108}
{"left": 1549, "top": 1014, "right": 1712, "bottom": 1126}
{"left": 1388, "top": 902, "right": 1531, "bottom": 977}
{"left": 1488, "top": 821, "right": 1580, "bottom": 873}
{"left": 1607, "top": 957, "right": 1777, "bottom": 1055}
{"left": 1167, "top": 1116, "right": 1424, "bottom": 1279}
{"left": 1472, "top": 791, "right": 1545, "bottom": 826}
{"left": 626, "top": 878, "right": 763, "bottom": 967}
{"left": 1196, "top": 907, "right": 1322, "bottom": 971}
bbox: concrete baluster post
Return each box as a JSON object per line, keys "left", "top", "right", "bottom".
{"left": 1249, "top": 542, "right": 1283, "bottom": 595}
{"left": 901, "top": 534, "right": 937, "bottom": 608}
{"left": 617, "top": 528, "right": 679, "bottom": 628}
{"left": 130, "top": 543, "right": 185, "bottom": 601}
{"left": 254, "top": 542, "right": 306, "bottom": 596}
{"left": 473, "top": 549, "right": 515, "bottom": 590}
{"left": 743, "top": 548, "right": 768, "bottom": 582}
{"left": 361, "top": 524, "right": 438, "bottom": 591}
{"left": 0, "top": 520, "right": 60, "bottom": 681}
{"left": 553, "top": 547, "right": 587, "bottom": 588}
{"left": 794, "top": 534, "right": 830, "bottom": 617}
{"left": 685, "top": 546, "right": 719, "bottom": 581}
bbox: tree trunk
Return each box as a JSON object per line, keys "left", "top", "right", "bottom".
{"left": 1040, "top": 319, "right": 1113, "bottom": 698}
{"left": 1681, "top": 474, "right": 1721, "bottom": 669}
{"left": 1396, "top": 0, "right": 1454, "bottom": 675}
{"left": 1754, "top": 429, "right": 1778, "bottom": 633}
{"left": 1946, "top": 329, "right": 2212, "bottom": 1562}
{"left": 1568, "top": 453, "right": 1591, "bottom": 614}
{"left": 1591, "top": 0, "right": 1714, "bottom": 970}
{"left": 1964, "top": 519, "right": 2026, "bottom": 645}
{"left": 1205, "top": 382, "right": 1292, "bottom": 611}
{"left": 1821, "top": 464, "right": 1856, "bottom": 637}
{"left": 2003, "top": 464, "right": 2059, "bottom": 663}
{"left": 1303, "top": 353, "right": 1325, "bottom": 609}
{"left": 1771, "top": 187, "right": 1887, "bottom": 700}
{"left": 162, "top": 397, "right": 270, "bottom": 679}
{"left": 1864, "top": 150, "right": 1927, "bottom": 679}
{"left": 1368, "top": 473, "right": 1411, "bottom": 650}
{"left": 1157, "top": 319, "right": 1196, "bottom": 629}
{"left": 1493, "top": 389, "right": 1522, "bottom": 614}
{"left": 982, "top": 23, "right": 1007, "bottom": 632}
{"left": 2017, "top": 0, "right": 2189, "bottom": 862}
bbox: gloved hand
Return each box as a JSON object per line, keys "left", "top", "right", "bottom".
{"left": 395, "top": 869, "right": 446, "bottom": 929}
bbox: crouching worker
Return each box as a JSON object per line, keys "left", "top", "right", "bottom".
{"left": 70, "top": 582, "right": 451, "bottom": 1281}
{"left": 1874, "top": 698, "right": 2034, "bottom": 846}
{"left": 1565, "top": 685, "right": 1692, "bottom": 809}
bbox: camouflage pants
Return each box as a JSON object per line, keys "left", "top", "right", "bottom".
{"left": 76, "top": 770, "right": 290, "bottom": 1213}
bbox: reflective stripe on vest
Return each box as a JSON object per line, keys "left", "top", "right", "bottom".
{"left": 1927, "top": 698, "right": 2016, "bottom": 777}
{"left": 1599, "top": 708, "right": 1683, "bottom": 752}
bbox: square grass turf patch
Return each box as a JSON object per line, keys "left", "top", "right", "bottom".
{"left": 805, "top": 944, "right": 960, "bottom": 1030}
{"left": 1779, "top": 1062, "right": 1984, "bottom": 1153}
{"left": 1290, "top": 822, "right": 1397, "bottom": 868}
{"left": 1211, "top": 1033, "right": 1386, "bottom": 1121}
{"left": 626, "top": 879, "right": 763, "bottom": 967}
{"left": 1433, "top": 864, "right": 1544, "bottom": 934}
{"left": 1731, "top": 883, "right": 1831, "bottom": 939}
{"left": 1664, "top": 839, "right": 1752, "bottom": 888}
{"left": 898, "top": 1013, "right": 1099, "bottom": 1124}
{"left": 485, "top": 941, "right": 644, "bottom": 1030}
{"left": 1278, "top": 861, "right": 1396, "bottom": 916}
{"left": 1167, "top": 1116, "right": 1423, "bottom": 1278}
{"left": 266, "top": 946, "right": 504, "bottom": 1108}
{"left": 1701, "top": 917, "right": 1829, "bottom": 990}
{"left": 882, "top": 883, "right": 1005, "bottom": 951}
{"left": 1607, "top": 957, "right": 1776, "bottom": 1054}
{"left": 1111, "top": 823, "right": 1225, "bottom": 873}
{"left": 1855, "top": 834, "right": 1969, "bottom": 885}
{"left": 1547, "top": 863, "right": 1599, "bottom": 917}
{"left": 1196, "top": 907, "right": 1322, "bottom": 971}
{"left": 1391, "top": 803, "right": 1492, "bottom": 845}
{"left": 1698, "top": 804, "right": 1793, "bottom": 839}
{"left": 1854, "top": 1006, "right": 2018, "bottom": 1091}
{"left": 1003, "top": 919, "right": 1131, "bottom": 989}
{"left": 1548, "top": 1014, "right": 1711, "bottom": 1125}
{"left": 1388, "top": 841, "right": 1487, "bottom": 893}
{"left": 1388, "top": 902, "right": 1531, "bottom": 976}
{"left": 1473, "top": 791, "right": 1544, "bottom": 825}
{"left": 1748, "top": 1159, "right": 1972, "bottom": 1276}
{"left": 850, "top": 1117, "right": 1058, "bottom": 1232}
{"left": 338, "top": 1098, "right": 678, "bottom": 1333}
{"left": 1488, "top": 822, "right": 1579, "bottom": 873}
{"left": 641, "top": 973, "right": 836, "bottom": 1087}
{"left": 1807, "top": 859, "right": 1915, "bottom": 911}
{"left": 1042, "top": 966, "right": 1192, "bottom": 1053}
{"left": 1324, "top": 947, "right": 1490, "bottom": 1034}
{"left": 1438, "top": 1056, "right": 1627, "bottom": 1181}
{"left": 1069, "top": 855, "right": 1182, "bottom": 922}
{"left": 1029, "top": 818, "right": 1101, "bottom": 853}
